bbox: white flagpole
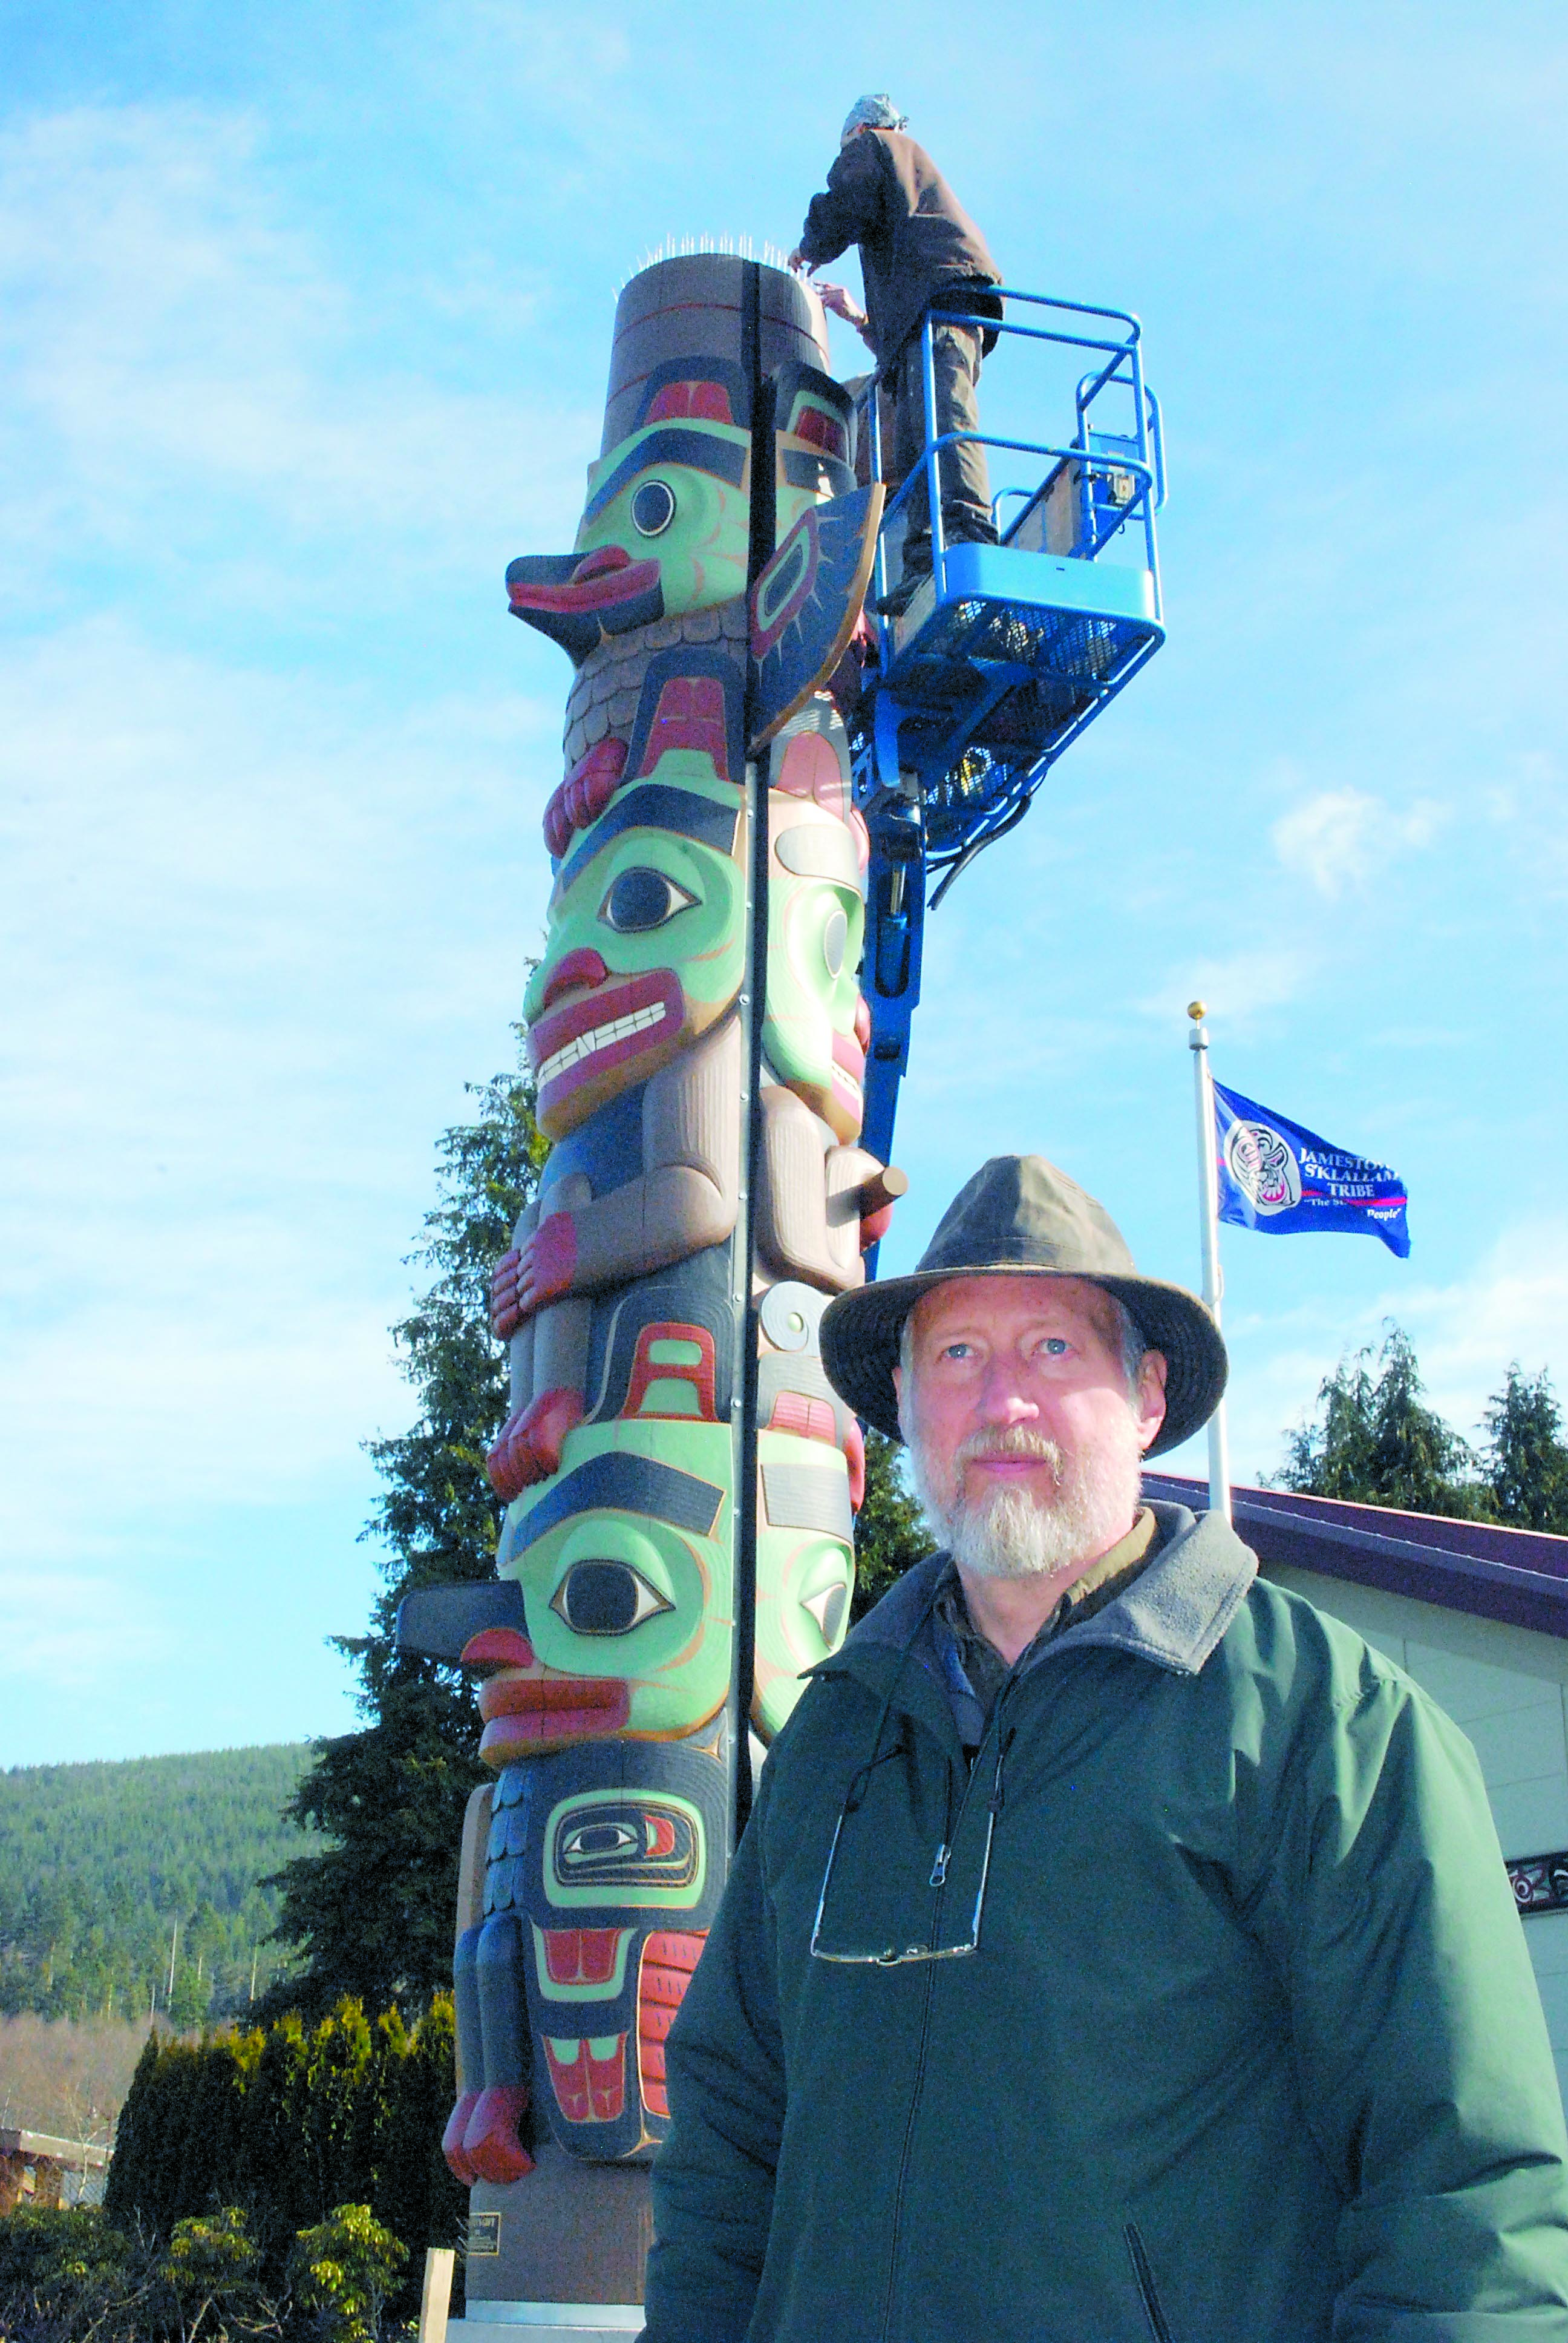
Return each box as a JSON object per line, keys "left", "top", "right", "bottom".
{"left": 1187, "top": 1002, "right": 1232, "bottom": 1522}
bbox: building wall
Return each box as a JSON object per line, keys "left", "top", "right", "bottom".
{"left": 1266, "top": 1560, "right": 1568, "bottom": 2112}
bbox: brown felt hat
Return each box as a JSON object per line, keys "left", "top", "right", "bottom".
{"left": 819, "top": 1154, "right": 1227, "bottom": 1458}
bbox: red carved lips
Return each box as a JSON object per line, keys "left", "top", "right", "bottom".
{"left": 528, "top": 966, "right": 684, "bottom": 1116}
{"left": 462, "top": 1623, "right": 633, "bottom": 1757}
{"left": 477, "top": 1671, "right": 632, "bottom": 1757}
{"left": 462, "top": 1621, "right": 633, "bottom": 1752}
{"left": 831, "top": 1026, "right": 866, "bottom": 1103}
{"left": 508, "top": 544, "right": 662, "bottom": 617}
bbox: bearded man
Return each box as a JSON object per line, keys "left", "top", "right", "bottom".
{"left": 639, "top": 1156, "right": 1568, "bottom": 2341}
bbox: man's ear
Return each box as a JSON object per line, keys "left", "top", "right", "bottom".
{"left": 1134, "top": 1351, "right": 1168, "bottom": 1455}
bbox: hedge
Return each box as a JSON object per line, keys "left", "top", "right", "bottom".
{"left": 103, "top": 1997, "right": 463, "bottom": 2312}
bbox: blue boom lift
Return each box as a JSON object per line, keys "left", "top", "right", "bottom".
{"left": 854, "top": 287, "right": 1166, "bottom": 1167}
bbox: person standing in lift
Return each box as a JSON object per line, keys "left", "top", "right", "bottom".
{"left": 788, "top": 97, "right": 1003, "bottom": 616}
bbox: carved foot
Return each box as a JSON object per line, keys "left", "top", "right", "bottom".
{"left": 486, "top": 1406, "right": 535, "bottom": 1501}
{"left": 486, "top": 1388, "right": 586, "bottom": 1500}
{"left": 442, "top": 2090, "right": 482, "bottom": 2183}
{"left": 521, "top": 1386, "right": 584, "bottom": 1478}
{"left": 463, "top": 2082, "right": 534, "bottom": 2184}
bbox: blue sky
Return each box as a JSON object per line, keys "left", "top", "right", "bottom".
{"left": 3, "top": 0, "right": 1565, "bottom": 1764}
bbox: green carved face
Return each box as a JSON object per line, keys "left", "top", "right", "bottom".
{"left": 488, "top": 1419, "right": 735, "bottom": 1757}
{"left": 752, "top": 1427, "right": 855, "bottom": 1741}
{"left": 764, "top": 797, "right": 867, "bottom": 1142}
{"left": 523, "top": 772, "right": 746, "bottom": 1139}
{"left": 575, "top": 422, "right": 753, "bottom": 617}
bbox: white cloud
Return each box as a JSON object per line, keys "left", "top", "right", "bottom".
{"left": 1472, "top": 752, "right": 1568, "bottom": 904}
{"left": 1271, "top": 787, "right": 1443, "bottom": 899}
{"left": 0, "top": 103, "right": 596, "bottom": 603}
{"left": 1407, "top": 1221, "right": 1568, "bottom": 1438}
{"left": 0, "top": 620, "right": 556, "bottom": 1561}
{"left": 0, "top": 97, "right": 596, "bottom": 1754}
{"left": 1194, "top": 1217, "right": 1568, "bottom": 1487}
{"left": 0, "top": 1568, "right": 169, "bottom": 1689}
{"left": 1137, "top": 944, "right": 1316, "bottom": 1029}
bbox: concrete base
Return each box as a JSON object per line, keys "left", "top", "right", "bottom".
{"left": 462, "top": 2145, "right": 652, "bottom": 2310}
{"left": 451, "top": 2316, "right": 642, "bottom": 2342}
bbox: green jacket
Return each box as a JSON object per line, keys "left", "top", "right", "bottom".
{"left": 643, "top": 1504, "right": 1568, "bottom": 2341}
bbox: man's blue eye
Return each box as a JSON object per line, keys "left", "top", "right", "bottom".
{"left": 1043, "top": 1338, "right": 1068, "bottom": 1355}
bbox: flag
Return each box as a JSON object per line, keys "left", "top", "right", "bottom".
{"left": 1212, "top": 1080, "right": 1410, "bottom": 1257}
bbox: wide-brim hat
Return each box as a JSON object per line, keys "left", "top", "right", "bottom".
{"left": 820, "top": 1154, "right": 1227, "bottom": 1459}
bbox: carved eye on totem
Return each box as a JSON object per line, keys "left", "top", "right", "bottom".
{"left": 555, "top": 1804, "right": 694, "bottom": 1880}
{"left": 823, "top": 906, "right": 848, "bottom": 978}
{"left": 802, "top": 1581, "right": 849, "bottom": 1642}
{"left": 564, "top": 1821, "right": 640, "bottom": 1860}
{"left": 549, "top": 1558, "right": 675, "bottom": 1636}
{"left": 601, "top": 867, "right": 699, "bottom": 932}
{"left": 630, "top": 480, "right": 677, "bottom": 537}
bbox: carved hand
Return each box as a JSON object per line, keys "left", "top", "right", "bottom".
{"left": 514, "top": 1213, "right": 579, "bottom": 1320}
{"left": 489, "top": 1248, "right": 523, "bottom": 1339}
{"left": 489, "top": 1213, "right": 580, "bottom": 1332}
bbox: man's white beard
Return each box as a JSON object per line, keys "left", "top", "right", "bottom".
{"left": 906, "top": 1413, "right": 1145, "bottom": 1582}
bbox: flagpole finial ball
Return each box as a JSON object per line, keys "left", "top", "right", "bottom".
{"left": 1187, "top": 1000, "right": 1206, "bottom": 1021}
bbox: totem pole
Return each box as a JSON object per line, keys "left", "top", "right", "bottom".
{"left": 397, "top": 254, "right": 896, "bottom": 2310}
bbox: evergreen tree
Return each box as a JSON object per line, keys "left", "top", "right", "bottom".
{"left": 851, "top": 1429, "right": 936, "bottom": 1619}
{"left": 267, "top": 1047, "right": 546, "bottom": 2014}
{"left": 105, "top": 1996, "right": 462, "bottom": 2311}
{"left": 0, "top": 1745, "right": 314, "bottom": 2022}
{"left": 1481, "top": 1365, "right": 1568, "bottom": 1533}
{"left": 1274, "top": 1322, "right": 1488, "bottom": 1518}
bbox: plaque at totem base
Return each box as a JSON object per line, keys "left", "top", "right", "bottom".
{"left": 396, "top": 252, "right": 893, "bottom": 2312}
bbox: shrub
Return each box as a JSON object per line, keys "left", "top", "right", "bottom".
{"left": 286, "top": 2207, "right": 407, "bottom": 2343}
{"left": 157, "top": 2205, "right": 267, "bottom": 2343}
{"left": 0, "top": 2204, "right": 134, "bottom": 2293}
{"left": 0, "top": 2205, "right": 141, "bottom": 2343}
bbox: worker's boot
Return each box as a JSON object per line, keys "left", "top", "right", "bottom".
{"left": 874, "top": 542, "right": 932, "bottom": 618}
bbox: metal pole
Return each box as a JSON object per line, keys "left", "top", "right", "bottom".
{"left": 1187, "top": 1001, "right": 1232, "bottom": 1521}
{"left": 921, "top": 315, "right": 944, "bottom": 595}
{"left": 867, "top": 379, "right": 889, "bottom": 618}
{"left": 732, "top": 258, "right": 774, "bottom": 1844}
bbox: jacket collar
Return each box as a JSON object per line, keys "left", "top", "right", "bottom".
{"left": 1037, "top": 1500, "right": 1256, "bottom": 1676}
{"left": 823, "top": 1501, "right": 1256, "bottom": 1717}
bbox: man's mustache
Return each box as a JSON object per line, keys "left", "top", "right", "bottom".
{"left": 954, "top": 1427, "right": 1064, "bottom": 1472}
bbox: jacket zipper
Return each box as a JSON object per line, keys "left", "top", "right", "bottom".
{"left": 877, "top": 1704, "right": 1002, "bottom": 2343}
{"left": 877, "top": 1952, "right": 936, "bottom": 2343}
{"left": 1124, "top": 2223, "right": 1174, "bottom": 2343}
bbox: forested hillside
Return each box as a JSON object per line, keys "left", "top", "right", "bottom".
{"left": 0, "top": 1745, "right": 321, "bottom": 2025}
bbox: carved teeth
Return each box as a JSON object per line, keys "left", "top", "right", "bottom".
{"left": 540, "top": 1000, "right": 667, "bottom": 1088}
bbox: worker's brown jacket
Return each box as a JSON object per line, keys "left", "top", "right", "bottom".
{"left": 799, "top": 128, "right": 1002, "bottom": 367}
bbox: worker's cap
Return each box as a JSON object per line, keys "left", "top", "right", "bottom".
{"left": 841, "top": 94, "right": 907, "bottom": 145}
